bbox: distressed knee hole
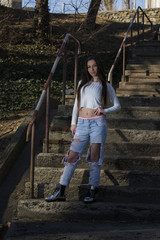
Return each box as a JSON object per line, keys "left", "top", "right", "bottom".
{"left": 90, "top": 143, "right": 101, "bottom": 162}
{"left": 67, "top": 150, "right": 79, "bottom": 163}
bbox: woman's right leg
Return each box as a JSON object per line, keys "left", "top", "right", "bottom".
{"left": 59, "top": 150, "right": 80, "bottom": 186}
{"left": 45, "top": 150, "right": 80, "bottom": 202}
{"left": 60, "top": 118, "right": 89, "bottom": 187}
{"left": 45, "top": 149, "right": 81, "bottom": 202}
{"left": 45, "top": 118, "right": 89, "bottom": 202}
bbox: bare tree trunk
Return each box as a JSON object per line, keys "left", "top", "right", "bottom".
{"left": 126, "top": 0, "right": 130, "bottom": 9}
{"left": 123, "top": 0, "right": 130, "bottom": 9}
{"left": 103, "top": 0, "right": 114, "bottom": 10}
{"left": 79, "top": 0, "right": 102, "bottom": 31}
{"left": 34, "top": 0, "right": 50, "bottom": 41}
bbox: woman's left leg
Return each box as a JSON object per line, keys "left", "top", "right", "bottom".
{"left": 84, "top": 116, "right": 107, "bottom": 203}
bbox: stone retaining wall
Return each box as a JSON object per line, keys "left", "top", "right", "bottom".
{"left": 98, "top": 8, "right": 160, "bottom": 24}
{"left": 0, "top": 0, "right": 21, "bottom": 9}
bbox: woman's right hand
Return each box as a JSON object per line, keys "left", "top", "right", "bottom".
{"left": 70, "top": 124, "right": 76, "bottom": 136}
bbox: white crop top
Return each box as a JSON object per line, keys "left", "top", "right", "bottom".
{"left": 71, "top": 81, "right": 121, "bottom": 125}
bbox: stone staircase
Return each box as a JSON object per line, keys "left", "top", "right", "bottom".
{"left": 17, "top": 40, "right": 160, "bottom": 223}
{"left": 117, "top": 40, "right": 160, "bottom": 97}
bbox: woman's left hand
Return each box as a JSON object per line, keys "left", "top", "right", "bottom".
{"left": 94, "top": 107, "right": 104, "bottom": 116}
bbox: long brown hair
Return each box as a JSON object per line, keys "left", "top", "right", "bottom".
{"left": 77, "top": 56, "right": 107, "bottom": 108}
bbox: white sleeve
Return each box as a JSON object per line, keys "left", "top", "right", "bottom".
{"left": 71, "top": 94, "right": 78, "bottom": 125}
{"left": 71, "top": 81, "right": 81, "bottom": 125}
{"left": 103, "top": 83, "right": 121, "bottom": 114}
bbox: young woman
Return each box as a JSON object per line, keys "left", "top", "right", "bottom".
{"left": 45, "top": 56, "right": 121, "bottom": 203}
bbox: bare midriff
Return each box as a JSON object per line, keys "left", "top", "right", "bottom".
{"left": 79, "top": 107, "right": 103, "bottom": 118}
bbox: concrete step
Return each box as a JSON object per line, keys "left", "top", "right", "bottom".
{"left": 57, "top": 105, "right": 160, "bottom": 119}
{"left": 134, "top": 47, "right": 160, "bottom": 52}
{"left": 135, "top": 42, "right": 160, "bottom": 47}
{"left": 36, "top": 153, "right": 160, "bottom": 171}
{"left": 32, "top": 168, "right": 160, "bottom": 187}
{"left": 119, "top": 82, "right": 160, "bottom": 89}
{"left": 127, "top": 58, "right": 160, "bottom": 64}
{"left": 116, "top": 88, "right": 160, "bottom": 97}
{"left": 118, "top": 96, "right": 160, "bottom": 107}
{"left": 64, "top": 96, "right": 160, "bottom": 107}
{"left": 128, "top": 55, "right": 160, "bottom": 60}
{"left": 45, "top": 141, "right": 160, "bottom": 156}
{"left": 49, "top": 128, "right": 160, "bottom": 143}
{"left": 24, "top": 181, "right": 160, "bottom": 205}
{"left": 132, "top": 50, "right": 160, "bottom": 57}
{"left": 126, "top": 64, "right": 160, "bottom": 71}
{"left": 5, "top": 221, "right": 160, "bottom": 239}
{"left": 117, "top": 89, "right": 160, "bottom": 96}
{"left": 28, "top": 168, "right": 130, "bottom": 188}
{"left": 52, "top": 116, "right": 160, "bottom": 130}
{"left": 17, "top": 199, "right": 160, "bottom": 222}
{"left": 133, "top": 41, "right": 160, "bottom": 49}
{"left": 25, "top": 167, "right": 160, "bottom": 194}
{"left": 126, "top": 78, "right": 160, "bottom": 83}
{"left": 136, "top": 41, "right": 160, "bottom": 47}
{"left": 132, "top": 54, "right": 160, "bottom": 59}
{"left": 125, "top": 69, "right": 160, "bottom": 76}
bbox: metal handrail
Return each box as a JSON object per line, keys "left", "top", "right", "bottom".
{"left": 108, "top": 6, "right": 156, "bottom": 85}
{"left": 26, "top": 33, "right": 81, "bottom": 198}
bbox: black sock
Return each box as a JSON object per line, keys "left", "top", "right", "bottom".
{"left": 60, "top": 184, "right": 66, "bottom": 196}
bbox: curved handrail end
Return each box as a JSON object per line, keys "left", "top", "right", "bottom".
{"left": 26, "top": 110, "right": 38, "bottom": 142}
{"left": 26, "top": 123, "right": 32, "bottom": 142}
{"left": 69, "top": 33, "right": 81, "bottom": 55}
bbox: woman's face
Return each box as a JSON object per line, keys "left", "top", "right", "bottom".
{"left": 87, "top": 60, "right": 98, "bottom": 78}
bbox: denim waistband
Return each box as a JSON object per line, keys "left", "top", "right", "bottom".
{"left": 78, "top": 115, "right": 104, "bottom": 120}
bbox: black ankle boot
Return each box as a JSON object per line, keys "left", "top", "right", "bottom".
{"left": 45, "top": 183, "right": 66, "bottom": 202}
{"left": 83, "top": 185, "right": 97, "bottom": 203}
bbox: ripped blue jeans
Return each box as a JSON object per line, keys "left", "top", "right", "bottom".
{"left": 60, "top": 116, "right": 107, "bottom": 187}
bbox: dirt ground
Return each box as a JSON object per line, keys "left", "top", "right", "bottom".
{"left": 0, "top": 111, "right": 30, "bottom": 154}
{"left": 0, "top": 111, "right": 31, "bottom": 220}
{"left": 4, "top": 220, "right": 160, "bottom": 240}
{"left": 0, "top": 112, "right": 29, "bottom": 239}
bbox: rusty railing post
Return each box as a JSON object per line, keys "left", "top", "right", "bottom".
{"left": 142, "top": 13, "right": 144, "bottom": 41}
{"left": 130, "top": 26, "right": 133, "bottom": 48}
{"left": 158, "top": 27, "right": 160, "bottom": 41}
{"left": 62, "top": 46, "right": 67, "bottom": 105}
{"left": 45, "top": 85, "right": 50, "bottom": 153}
{"left": 30, "top": 123, "right": 35, "bottom": 198}
{"left": 26, "top": 33, "right": 81, "bottom": 200}
{"left": 137, "top": 9, "right": 139, "bottom": 43}
{"left": 110, "top": 72, "right": 113, "bottom": 86}
{"left": 151, "top": 22, "right": 153, "bottom": 32}
{"left": 74, "top": 43, "right": 78, "bottom": 97}
{"left": 123, "top": 43, "right": 126, "bottom": 82}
